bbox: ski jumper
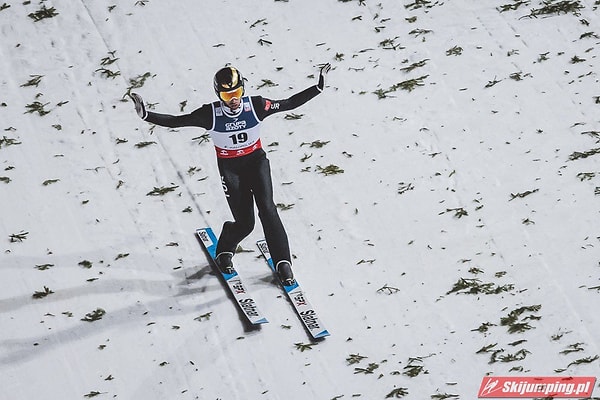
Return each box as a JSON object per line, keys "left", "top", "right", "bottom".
{"left": 144, "top": 85, "right": 322, "bottom": 268}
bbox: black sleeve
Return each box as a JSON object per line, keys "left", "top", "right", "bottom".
{"left": 145, "top": 103, "right": 213, "bottom": 130}
{"left": 252, "top": 85, "right": 322, "bottom": 121}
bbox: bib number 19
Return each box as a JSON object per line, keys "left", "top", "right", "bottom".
{"left": 229, "top": 132, "right": 248, "bottom": 145}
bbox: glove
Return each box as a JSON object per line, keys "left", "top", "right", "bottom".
{"left": 317, "top": 63, "right": 331, "bottom": 91}
{"left": 130, "top": 92, "right": 148, "bottom": 120}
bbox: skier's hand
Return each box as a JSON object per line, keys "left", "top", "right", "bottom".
{"left": 130, "top": 92, "right": 148, "bottom": 120}
{"left": 317, "top": 63, "right": 331, "bottom": 91}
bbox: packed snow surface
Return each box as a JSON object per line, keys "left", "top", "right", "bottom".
{"left": 1, "top": 1, "right": 599, "bottom": 399}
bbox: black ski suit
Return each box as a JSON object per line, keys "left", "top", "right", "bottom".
{"left": 144, "top": 85, "right": 322, "bottom": 268}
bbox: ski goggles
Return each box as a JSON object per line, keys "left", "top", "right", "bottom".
{"left": 218, "top": 87, "right": 244, "bottom": 102}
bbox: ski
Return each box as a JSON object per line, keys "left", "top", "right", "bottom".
{"left": 256, "top": 239, "right": 330, "bottom": 339}
{"left": 196, "top": 227, "right": 268, "bottom": 325}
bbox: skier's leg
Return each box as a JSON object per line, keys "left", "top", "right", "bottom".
{"left": 216, "top": 163, "right": 255, "bottom": 257}
{"left": 251, "top": 154, "right": 291, "bottom": 270}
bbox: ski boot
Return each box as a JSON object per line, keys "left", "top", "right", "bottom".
{"left": 215, "top": 252, "right": 235, "bottom": 275}
{"left": 276, "top": 260, "right": 295, "bottom": 286}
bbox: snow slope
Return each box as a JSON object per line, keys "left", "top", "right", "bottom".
{"left": 1, "top": 0, "right": 599, "bottom": 399}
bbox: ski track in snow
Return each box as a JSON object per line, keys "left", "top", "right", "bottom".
{"left": 1, "top": 1, "right": 599, "bottom": 399}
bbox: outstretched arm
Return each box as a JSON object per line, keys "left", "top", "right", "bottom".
{"left": 316, "top": 62, "right": 331, "bottom": 92}
{"left": 253, "top": 63, "right": 331, "bottom": 120}
{"left": 129, "top": 93, "right": 213, "bottom": 129}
